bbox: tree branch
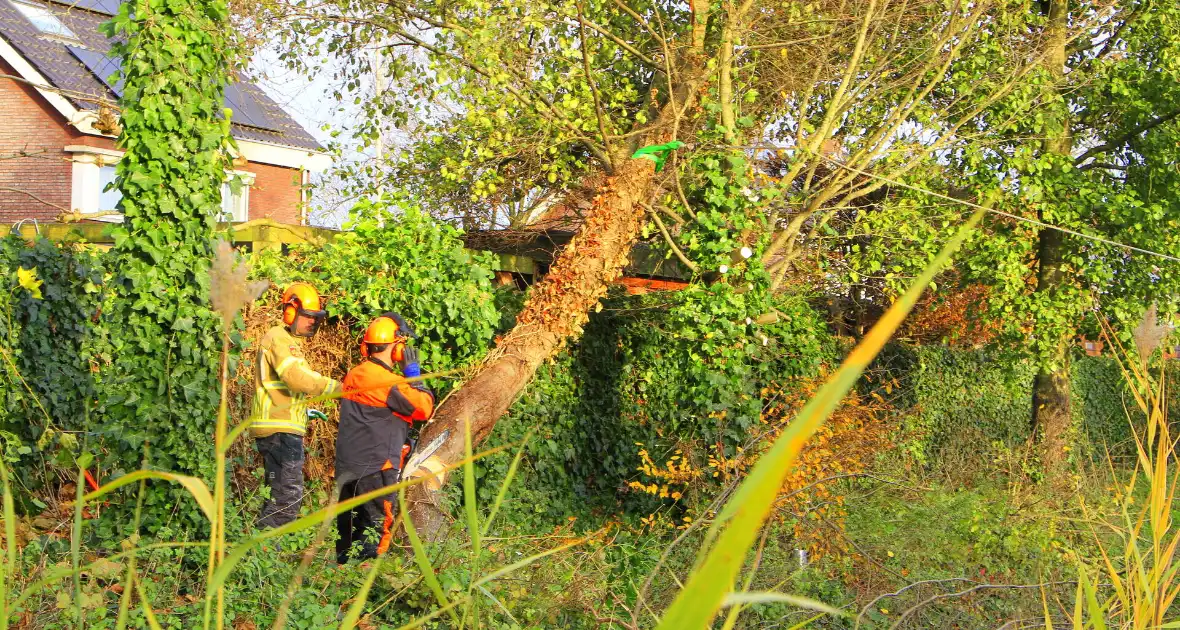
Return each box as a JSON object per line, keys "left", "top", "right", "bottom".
{"left": 889, "top": 581, "right": 1078, "bottom": 630}
{"left": 572, "top": 13, "right": 659, "bottom": 68}
{"left": 58, "top": 209, "right": 122, "bottom": 223}
{"left": 577, "top": 3, "right": 615, "bottom": 172}
{"left": 717, "top": 0, "right": 756, "bottom": 147}
{"left": 642, "top": 201, "right": 698, "bottom": 272}
{"left": 1073, "top": 108, "right": 1180, "bottom": 166}
{"left": 384, "top": 27, "right": 614, "bottom": 167}
{"left": 0, "top": 187, "right": 70, "bottom": 214}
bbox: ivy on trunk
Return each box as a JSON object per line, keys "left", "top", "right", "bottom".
{"left": 98, "top": 0, "right": 233, "bottom": 525}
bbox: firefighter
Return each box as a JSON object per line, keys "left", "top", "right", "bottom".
{"left": 336, "top": 312, "right": 434, "bottom": 564}
{"left": 251, "top": 282, "right": 341, "bottom": 529}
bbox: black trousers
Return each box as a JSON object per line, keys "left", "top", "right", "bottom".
{"left": 336, "top": 467, "right": 399, "bottom": 564}
{"left": 255, "top": 433, "right": 305, "bottom": 529}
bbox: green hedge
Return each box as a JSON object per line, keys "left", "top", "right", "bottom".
{"left": 0, "top": 236, "right": 105, "bottom": 507}
{"left": 874, "top": 343, "right": 1161, "bottom": 467}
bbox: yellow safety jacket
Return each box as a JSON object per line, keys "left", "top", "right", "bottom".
{"left": 250, "top": 325, "right": 341, "bottom": 438}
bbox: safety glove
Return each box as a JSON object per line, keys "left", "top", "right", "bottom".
{"left": 399, "top": 344, "right": 421, "bottom": 378}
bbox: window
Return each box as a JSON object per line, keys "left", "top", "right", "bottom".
{"left": 67, "top": 146, "right": 253, "bottom": 224}
{"left": 98, "top": 164, "right": 121, "bottom": 211}
{"left": 11, "top": 1, "right": 78, "bottom": 40}
{"left": 220, "top": 176, "right": 250, "bottom": 223}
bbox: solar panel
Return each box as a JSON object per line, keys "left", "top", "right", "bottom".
{"left": 224, "top": 82, "right": 281, "bottom": 132}
{"left": 70, "top": 45, "right": 283, "bottom": 134}
{"left": 67, "top": 44, "right": 123, "bottom": 97}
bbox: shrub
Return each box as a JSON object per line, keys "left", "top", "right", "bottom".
{"left": 250, "top": 197, "right": 500, "bottom": 395}
{"left": 0, "top": 235, "right": 104, "bottom": 506}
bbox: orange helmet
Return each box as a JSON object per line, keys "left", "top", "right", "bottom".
{"left": 281, "top": 282, "right": 327, "bottom": 334}
{"left": 360, "top": 314, "right": 410, "bottom": 360}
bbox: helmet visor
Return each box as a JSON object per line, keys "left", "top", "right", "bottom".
{"left": 293, "top": 307, "right": 327, "bottom": 337}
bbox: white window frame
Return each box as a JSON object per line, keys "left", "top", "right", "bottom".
{"left": 220, "top": 171, "right": 253, "bottom": 223}
{"left": 65, "top": 146, "right": 255, "bottom": 223}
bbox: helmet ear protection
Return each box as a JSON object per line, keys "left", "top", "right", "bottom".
{"left": 358, "top": 338, "right": 407, "bottom": 360}
{"left": 281, "top": 283, "right": 327, "bottom": 336}
{"left": 356, "top": 339, "right": 408, "bottom": 361}
{"left": 282, "top": 299, "right": 300, "bottom": 326}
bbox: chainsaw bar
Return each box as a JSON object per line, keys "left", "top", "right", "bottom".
{"left": 400, "top": 428, "right": 450, "bottom": 482}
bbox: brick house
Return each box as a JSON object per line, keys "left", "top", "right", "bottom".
{"left": 0, "top": 0, "right": 330, "bottom": 226}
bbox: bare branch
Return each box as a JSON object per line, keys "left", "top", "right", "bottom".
{"left": 889, "top": 581, "right": 1079, "bottom": 630}
{"left": 0, "top": 187, "right": 71, "bottom": 214}
{"left": 573, "top": 13, "right": 659, "bottom": 68}
{"left": 1074, "top": 108, "right": 1180, "bottom": 166}
{"left": 642, "top": 201, "right": 698, "bottom": 272}
{"left": 58, "top": 210, "right": 122, "bottom": 223}
{"left": 577, "top": 3, "right": 615, "bottom": 172}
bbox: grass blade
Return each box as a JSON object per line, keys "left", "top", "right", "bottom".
{"left": 481, "top": 431, "right": 532, "bottom": 539}
{"left": 209, "top": 446, "right": 505, "bottom": 595}
{"left": 71, "top": 464, "right": 85, "bottom": 629}
{"left": 464, "top": 417, "right": 480, "bottom": 551}
{"left": 655, "top": 208, "right": 985, "bottom": 630}
{"left": 134, "top": 575, "right": 164, "bottom": 630}
{"left": 463, "top": 416, "right": 481, "bottom": 628}
{"left": 474, "top": 533, "right": 593, "bottom": 588}
{"left": 477, "top": 584, "right": 519, "bottom": 625}
{"left": 721, "top": 592, "right": 843, "bottom": 616}
{"left": 393, "top": 595, "right": 473, "bottom": 630}
{"left": 400, "top": 488, "right": 460, "bottom": 626}
{"left": 1041, "top": 582, "right": 1054, "bottom": 629}
{"left": 116, "top": 468, "right": 150, "bottom": 630}
{"left": 84, "top": 470, "right": 214, "bottom": 521}
{"left": 787, "top": 613, "right": 824, "bottom": 629}
{"left": 1078, "top": 566, "right": 1107, "bottom": 630}
{"left": 0, "top": 459, "right": 14, "bottom": 630}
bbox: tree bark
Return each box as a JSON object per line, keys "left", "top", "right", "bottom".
{"left": 1032, "top": 228, "right": 1071, "bottom": 474}
{"left": 1031, "top": 0, "right": 1072, "bottom": 478}
{"left": 405, "top": 22, "right": 713, "bottom": 537}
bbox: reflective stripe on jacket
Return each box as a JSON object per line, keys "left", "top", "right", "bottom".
{"left": 250, "top": 325, "right": 341, "bottom": 438}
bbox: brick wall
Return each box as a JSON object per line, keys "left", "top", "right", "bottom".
{"left": 246, "top": 161, "right": 303, "bottom": 225}
{"left": 0, "top": 57, "right": 80, "bottom": 223}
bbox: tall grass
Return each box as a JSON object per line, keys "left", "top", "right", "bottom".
{"left": 1064, "top": 315, "right": 1180, "bottom": 628}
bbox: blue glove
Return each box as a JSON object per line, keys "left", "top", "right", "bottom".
{"left": 400, "top": 345, "right": 421, "bottom": 378}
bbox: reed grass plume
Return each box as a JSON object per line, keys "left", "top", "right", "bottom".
{"left": 209, "top": 239, "right": 269, "bottom": 329}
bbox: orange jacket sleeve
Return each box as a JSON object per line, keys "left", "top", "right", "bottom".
{"left": 386, "top": 382, "right": 434, "bottom": 422}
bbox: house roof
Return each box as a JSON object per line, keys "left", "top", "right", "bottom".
{"left": 0, "top": 0, "right": 323, "bottom": 153}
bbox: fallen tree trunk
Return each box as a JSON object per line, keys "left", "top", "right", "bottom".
{"left": 405, "top": 69, "right": 710, "bottom": 540}
{"left": 405, "top": 155, "right": 662, "bottom": 537}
